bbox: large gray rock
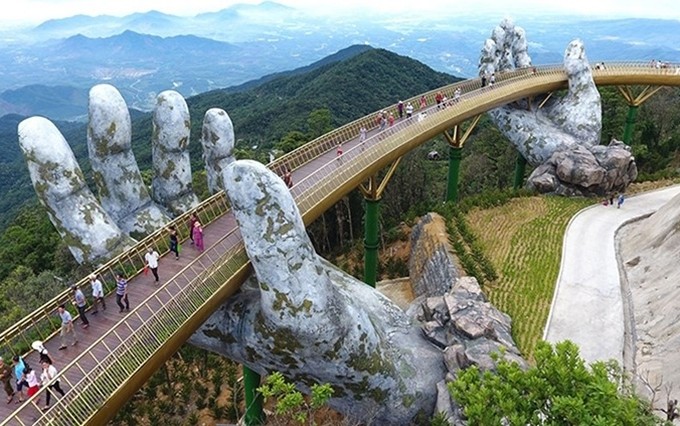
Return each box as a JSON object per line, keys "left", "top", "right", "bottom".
{"left": 88, "top": 84, "right": 170, "bottom": 238}
{"left": 19, "top": 116, "right": 134, "bottom": 264}
{"left": 190, "top": 160, "right": 446, "bottom": 424}
{"left": 527, "top": 139, "right": 638, "bottom": 196}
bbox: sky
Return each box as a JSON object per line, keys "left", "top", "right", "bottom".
{"left": 2, "top": 0, "right": 680, "bottom": 25}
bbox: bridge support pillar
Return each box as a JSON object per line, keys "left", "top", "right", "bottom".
{"left": 623, "top": 104, "right": 638, "bottom": 144}
{"left": 513, "top": 153, "right": 527, "bottom": 190}
{"left": 359, "top": 162, "right": 401, "bottom": 287}
{"left": 617, "top": 85, "right": 662, "bottom": 145}
{"left": 446, "top": 146, "right": 462, "bottom": 202}
{"left": 243, "top": 366, "right": 265, "bottom": 425}
{"left": 363, "top": 197, "right": 380, "bottom": 288}
{"left": 443, "top": 115, "right": 481, "bottom": 203}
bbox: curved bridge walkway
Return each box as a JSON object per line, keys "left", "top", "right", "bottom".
{"left": 2, "top": 62, "right": 680, "bottom": 425}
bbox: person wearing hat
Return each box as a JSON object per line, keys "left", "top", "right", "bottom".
{"left": 72, "top": 284, "right": 89, "bottom": 329}
{"left": 89, "top": 273, "right": 106, "bottom": 314}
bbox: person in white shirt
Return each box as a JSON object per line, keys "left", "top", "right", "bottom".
{"left": 40, "top": 360, "right": 65, "bottom": 411}
{"left": 89, "top": 273, "right": 106, "bottom": 313}
{"left": 144, "top": 247, "right": 160, "bottom": 284}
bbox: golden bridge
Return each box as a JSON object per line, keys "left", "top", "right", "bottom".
{"left": 1, "top": 62, "right": 678, "bottom": 425}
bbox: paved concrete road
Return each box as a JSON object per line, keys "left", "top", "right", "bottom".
{"left": 543, "top": 185, "right": 680, "bottom": 365}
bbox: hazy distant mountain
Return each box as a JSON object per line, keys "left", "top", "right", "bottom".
{"left": 1, "top": 2, "right": 680, "bottom": 121}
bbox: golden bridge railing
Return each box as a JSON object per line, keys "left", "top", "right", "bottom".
{"left": 6, "top": 222, "right": 249, "bottom": 425}
{"left": 0, "top": 191, "right": 230, "bottom": 360}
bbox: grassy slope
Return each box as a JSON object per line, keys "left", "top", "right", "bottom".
{"left": 466, "top": 196, "right": 593, "bottom": 359}
{"left": 464, "top": 179, "right": 680, "bottom": 360}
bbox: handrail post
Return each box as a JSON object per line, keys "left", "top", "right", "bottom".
{"left": 243, "top": 366, "right": 265, "bottom": 425}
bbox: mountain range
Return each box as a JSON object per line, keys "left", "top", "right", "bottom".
{"left": 1, "top": 2, "right": 680, "bottom": 120}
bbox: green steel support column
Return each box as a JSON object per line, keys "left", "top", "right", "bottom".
{"left": 446, "top": 146, "right": 463, "bottom": 202}
{"left": 243, "top": 366, "right": 265, "bottom": 425}
{"left": 363, "top": 198, "right": 380, "bottom": 287}
{"left": 513, "top": 153, "right": 527, "bottom": 190}
{"left": 623, "top": 104, "right": 638, "bottom": 144}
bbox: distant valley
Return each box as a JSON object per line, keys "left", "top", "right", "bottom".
{"left": 1, "top": 2, "right": 680, "bottom": 120}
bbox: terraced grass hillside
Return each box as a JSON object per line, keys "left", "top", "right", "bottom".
{"left": 466, "top": 196, "right": 593, "bottom": 358}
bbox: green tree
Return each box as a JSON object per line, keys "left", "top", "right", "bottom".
{"left": 275, "top": 130, "right": 308, "bottom": 154}
{"left": 449, "top": 341, "right": 663, "bottom": 425}
{"left": 306, "top": 108, "right": 333, "bottom": 140}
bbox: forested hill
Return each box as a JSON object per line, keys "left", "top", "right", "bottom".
{"left": 0, "top": 46, "right": 460, "bottom": 234}
{"left": 184, "top": 47, "right": 459, "bottom": 148}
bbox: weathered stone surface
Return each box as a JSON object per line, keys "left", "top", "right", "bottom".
{"left": 18, "top": 116, "right": 134, "bottom": 264}
{"left": 527, "top": 138, "right": 638, "bottom": 196}
{"left": 479, "top": 19, "right": 637, "bottom": 196}
{"left": 201, "top": 108, "right": 235, "bottom": 194}
{"left": 151, "top": 90, "right": 200, "bottom": 215}
{"left": 190, "top": 160, "right": 445, "bottom": 425}
{"left": 88, "top": 84, "right": 170, "bottom": 237}
{"left": 409, "top": 213, "right": 461, "bottom": 297}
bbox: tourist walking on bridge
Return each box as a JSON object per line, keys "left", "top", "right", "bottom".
{"left": 115, "top": 272, "right": 130, "bottom": 313}
{"left": 406, "top": 102, "right": 414, "bottom": 118}
{"left": 188, "top": 212, "right": 198, "bottom": 245}
{"left": 145, "top": 247, "right": 160, "bottom": 284}
{"left": 169, "top": 226, "right": 180, "bottom": 260}
{"left": 397, "top": 100, "right": 404, "bottom": 118}
{"left": 12, "top": 355, "right": 27, "bottom": 403}
{"left": 72, "top": 284, "right": 89, "bottom": 329}
{"left": 0, "top": 357, "right": 14, "bottom": 403}
{"left": 193, "top": 221, "right": 205, "bottom": 252}
{"left": 57, "top": 304, "right": 77, "bottom": 349}
{"left": 41, "top": 359, "right": 65, "bottom": 411}
{"left": 89, "top": 273, "right": 106, "bottom": 313}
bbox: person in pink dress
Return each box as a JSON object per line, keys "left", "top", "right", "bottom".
{"left": 193, "top": 221, "right": 204, "bottom": 251}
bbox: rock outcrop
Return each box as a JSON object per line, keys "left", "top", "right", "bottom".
{"left": 527, "top": 139, "right": 638, "bottom": 196}
{"left": 404, "top": 213, "right": 526, "bottom": 423}
{"left": 480, "top": 19, "right": 637, "bottom": 196}
{"left": 619, "top": 191, "right": 680, "bottom": 401}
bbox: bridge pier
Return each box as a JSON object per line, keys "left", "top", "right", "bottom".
{"left": 617, "top": 85, "right": 662, "bottom": 144}
{"left": 359, "top": 162, "right": 401, "bottom": 287}
{"left": 443, "top": 115, "right": 481, "bottom": 203}
{"left": 244, "top": 366, "right": 265, "bottom": 425}
{"left": 513, "top": 153, "right": 527, "bottom": 190}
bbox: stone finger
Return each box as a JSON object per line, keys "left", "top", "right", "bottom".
{"left": 19, "top": 116, "right": 134, "bottom": 264}
{"left": 151, "top": 90, "right": 200, "bottom": 215}
{"left": 88, "top": 84, "right": 170, "bottom": 238}
{"left": 200, "top": 108, "right": 235, "bottom": 194}
{"left": 545, "top": 40, "right": 602, "bottom": 147}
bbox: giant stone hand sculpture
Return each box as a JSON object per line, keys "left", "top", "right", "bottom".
{"left": 480, "top": 19, "right": 637, "bottom": 196}
{"left": 18, "top": 84, "right": 234, "bottom": 264}
{"left": 189, "top": 159, "right": 446, "bottom": 424}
